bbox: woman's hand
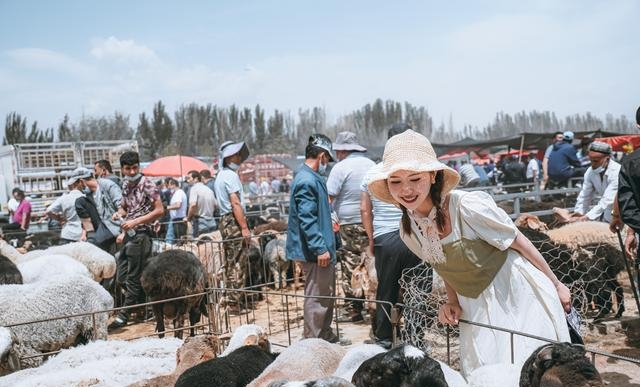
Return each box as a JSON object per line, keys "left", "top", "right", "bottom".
{"left": 438, "top": 301, "right": 462, "bottom": 325}
{"left": 556, "top": 282, "right": 571, "bottom": 313}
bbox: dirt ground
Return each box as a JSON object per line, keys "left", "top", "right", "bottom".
{"left": 109, "top": 277, "right": 640, "bottom": 386}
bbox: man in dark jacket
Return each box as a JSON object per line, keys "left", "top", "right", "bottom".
{"left": 286, "top": 134, "right": 348, "bottom": 345}
{"left": 547, "top": 131, "right": 582, "bottom": 188}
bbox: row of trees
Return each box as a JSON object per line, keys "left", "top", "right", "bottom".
{"left": 4, "top": 99, "right": 637, "bottom": 160}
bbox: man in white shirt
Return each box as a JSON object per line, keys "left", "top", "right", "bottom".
{"left": 526, "top": 152, "right": 540, "bottom": 185}
{"left": 165, "top": 177, "right": 188, "bottom": 243}
{"left": 185, "top": 170, "right": 217, "bottom": 237}
{"left": 567, "top": 141, "right": 620, "bottom": 223}
{"left": 326, "top": 131, "right": 375, "bottom": 323}
{"left": 46, "top": 168, "right": 88, "bottom": 244}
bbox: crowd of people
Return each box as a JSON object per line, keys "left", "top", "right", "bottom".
{"left": 2, "top": 105, "right": 640, "bottom": 378}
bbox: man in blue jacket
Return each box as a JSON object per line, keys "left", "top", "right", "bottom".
{"left": 287, "top": 134, "right": 347, "bottom": 344}
{"left": 547, "top": 131, "right": 583, "bottom": 188}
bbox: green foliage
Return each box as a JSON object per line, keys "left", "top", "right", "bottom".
{"left": 3, "top": 112, "right": 54, "bottom": 145}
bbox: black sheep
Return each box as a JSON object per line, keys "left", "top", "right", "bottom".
{"left": 141, "top": 249, "right": 208, "bottom": 339}
{"left": 352, "top": 345, "right": 448, "bottom": 387}
{"left": 519, "top": 342, "right": 603, "bottom": 387}
{"left": 0, "top": 253, "right": 22, "bottom": 285}
{"left": 174, "top": 345, "right": 277, "bottom": 387}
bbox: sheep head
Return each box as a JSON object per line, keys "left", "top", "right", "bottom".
{"left": 519, "top": 343, "right": 603, "bottom": 387}
{"left": 175, "top": 334, "right": 219, "bottom": 371}
{"left": 515, "top": 214, "right": 549, "bottom": 231}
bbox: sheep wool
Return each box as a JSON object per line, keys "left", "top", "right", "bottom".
{"left": 0, "top": 338, "right": 182, "bottom": 387}
{"left": 331, "top": 344, "right": 385, "bottom": 382}
{"left": 18, "top": 254, "right": 91, "bottom": 283}
{"left": 247, "top": 339, "right": 347, "bottom": 387}
{"left": 0, "top": 275, "right": 113, "bottom": 372}
{"left": 467, "top": 363, "right": 520, "bottom": 387}
{"left": 21, "top": 242, "right": 116, "bottom": 281}
{"left": 220, "top": 324, "right": 269, "bottom": 357}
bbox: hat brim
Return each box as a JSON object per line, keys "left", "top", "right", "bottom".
{"left": 220, "top": 142, "right": 250, "bottom": 163}
{"left": 367, "top": 160, "right": 460, "bottom": 206}
{"left": 332, "top": 143, "right": 367, "bottom": 152}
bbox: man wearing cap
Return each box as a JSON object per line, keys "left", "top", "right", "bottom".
{"left": 46, "top": 168, "right": 88, "bottom": 244}
{"left": 547, "top": 131, "right": 582, "bottom": 188}
{"left": 75, "top": 168, "right": 123, "bottom": 252}
{"left": 213, "top": 140, "right": 251, "bottom": 310}
{"left": 567, "top": 141, "right": 620, "bottom": 223}
{"left": 326, "top": 131, "right": 375, "bottom": 323}
{"left": 287, "top": 134, "right": 347, "bottom": 344}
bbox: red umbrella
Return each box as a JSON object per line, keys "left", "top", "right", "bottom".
{"left": 142, "top": 155, "right": 210, "bottom": 177}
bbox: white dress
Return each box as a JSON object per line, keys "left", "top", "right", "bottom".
{"left": 426, "top": 190, "right": 570, "bottom": 377}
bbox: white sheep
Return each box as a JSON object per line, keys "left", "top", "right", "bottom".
{"left": 126, "top": 334, "right": 219, "bottom": 387}
{"left": 331, "top": 344, "right": 385, "bottom": 382}
{"left": 220, "top": 324, "right": 270, "bottom": 356}
{"left": 0, "top": 275, "right": 113, "bottom": 373}
{"left": 17, "top": 254, "right": 92, "bottom": 283}
{"left": 0, "top": 240, "right": 116, "bottom": 282}
{"left": 22, "top": 242, "right": 116, "bottom": 281}
{"left": 247, "top": 338, "right": 347, "bottom": 387}
{"left": 0, "top": 337, "right": 183, "bottom": 387}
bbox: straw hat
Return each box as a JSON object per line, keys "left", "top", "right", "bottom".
{"left": 367, "top": 130, "right": 460, "bottom": 205}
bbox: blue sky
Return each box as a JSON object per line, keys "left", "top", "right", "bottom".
{"left": 0, "top": 0, "right": 638, "bottom": 134}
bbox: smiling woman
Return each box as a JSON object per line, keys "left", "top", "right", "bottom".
{"left": 367, "top": 129, "right": 572, "bottom": 378}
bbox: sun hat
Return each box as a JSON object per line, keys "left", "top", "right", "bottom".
{"left": 332, "top": 131, "right": 367, "bottom": 152}
{"left": 308, "top": 133, "right": 336, "bottom": 162}
{"left": 367, "top": 130, "right": 461, "bottom": 206}
{"left": 563, "top": 131, "right": 574, "bottom": 141}
{"left": 66, "top": 167, "right": 93, "bottom": 186}
{"left": 588, "top": 141, "right": 612, "bottom": 155}
{"left": 219, "top": 141, "right": 250, "bottom": 167}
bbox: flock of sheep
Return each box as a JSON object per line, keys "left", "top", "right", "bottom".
{"left": 0, "top": 322, "right": 604, "bottom": 387}
{"left": 0, "top": 213, "right": 627, "bottom": 386}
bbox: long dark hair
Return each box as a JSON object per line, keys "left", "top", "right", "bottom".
{"left": 400, "top": 170, "right": 446, "bottom": 235}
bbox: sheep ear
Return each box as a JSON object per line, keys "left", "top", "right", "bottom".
{"left": 244, "top": 334, "right": 259, "bottom": 346}
{"left": 7, "top": 349, "right": 20, "bottom": 372}
{"left": 537, "top": 345, "right": 555, "bottom": 361}
{"left": 527, "top": 217, "right": 540, "bottom": 230}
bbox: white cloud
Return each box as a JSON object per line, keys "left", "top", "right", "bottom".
{"left": 6, "top": 48, "right": 95, "bottom": 78}
{"left": 90, "top": 36, "right": 159, "bottom": 66}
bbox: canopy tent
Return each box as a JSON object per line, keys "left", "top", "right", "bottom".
{"left": 142, "top": 155, "right": 210, "bottom": 177}
{"left": 594, "top": 134, "right": 640, "bottom": 153}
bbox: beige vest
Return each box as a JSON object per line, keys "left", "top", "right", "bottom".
{"left": 400, "top": 215, "right": 508, "bottom": 299}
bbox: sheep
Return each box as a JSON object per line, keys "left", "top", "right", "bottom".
{"left": 0, "top": 275, "right": 113, "bottom": 373}
{"left": 519, "top": 342, "right": 603, "bottom": 387}
{"left": 0, "top": 253, "right": 22, "bottom": 284}
{"left": 351, "top": 344, "right": 448, "bottom": 387}
{"left": 350, "top": 251, "right": 377, "bottom": 314}
{"left": 0, "top": 240, "right": 116, "bottom": 282}
{"left": 126, "top": 334, "right": 220, "bottom": 387}
{"left": 268, "top": 376, "right": 356, "bottom": 387}
{"left": 331, "top": 344, "right": 385, "bottom": 382}
{"left": 140, "top": 249, "right": 208, "bottom": 339}
{"left": 174, "top": 345, "right": 277, "bottom": 387}
{"left": 515, "top": 214, "right": 625, "bottom": 319}
{"left": 263, "top": 237, "right": 290, "bottom": 289}
{"left": 0, "top": 337, "right": 183, "bottom": 387}
{"left": 253, "top": 219, "right": 288, "bottom": 235}
{"left": 247, "top": 338, "right": 347, "bottom": 387}
{"left": 221, "top": 324, "right": 270, "bottom": 356}
{"left": 17, "top": 254, "right": 91, "bottom": 283}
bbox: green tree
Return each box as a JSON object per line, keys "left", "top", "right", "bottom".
{"left": 254, "top": 104, "right": 266, "bottom": 150}
{"left": 58, "top": 114, "right": 74, "bottom": 141}
{"left": 3, "top": 112, "right": 28, "bottom": 145}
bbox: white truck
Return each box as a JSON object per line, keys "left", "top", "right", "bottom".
{"left": 0, "top": 140, "right": 138, "bottom": 223}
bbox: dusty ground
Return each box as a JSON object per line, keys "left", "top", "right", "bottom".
{"left": 109, "top": 278, "right": 640, "bottom": 386}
